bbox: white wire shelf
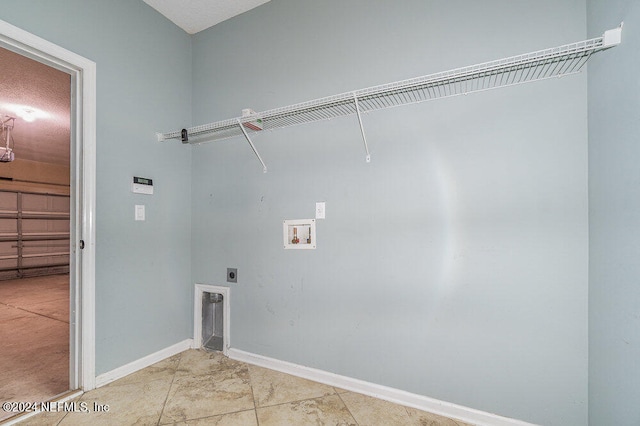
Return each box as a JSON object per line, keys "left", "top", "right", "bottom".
{"left": 157, "top": 26, "right": 622, "bottom": 169}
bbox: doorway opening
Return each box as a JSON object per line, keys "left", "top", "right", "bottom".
{"left": 0, "top": 18, "right": 96, "bottom": 423}
{"left": 0, "top": 43, "right": 71, "bottom": 423}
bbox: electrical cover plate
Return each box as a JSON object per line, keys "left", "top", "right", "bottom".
{"left": 135, "top": 204, "right": 145, "bottom": 221}
{"left": 227, "top": 268, "right": 237, "bottom": 283}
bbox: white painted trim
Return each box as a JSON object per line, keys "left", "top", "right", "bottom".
{"left": 193, "top": 284, "right": 231, "bottom": 356}
{"left": 80, "top": 49, "right": 97, "bottom": 393}
{"left": 0, "top": 19, "right": 97, "bottom": 392}
{"left": 227, "top": 349, "right": 539, "bottom": 426}
{"left": 95, "top": 339, "right": 193, "bottom": 388}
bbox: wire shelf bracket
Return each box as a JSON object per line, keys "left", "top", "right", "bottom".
{"left": 353, "top": 93, "right": 371, "bottom": 163}
{"left": 158, "top": 25, "right": 622, "bottom": 170}
{"left": 236, "top": 118, "right": 268, "bottom": 173}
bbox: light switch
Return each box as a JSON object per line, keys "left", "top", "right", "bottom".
{"left": 315, "top": 202, "right": 325, "bottom": 219}
{"left": 135, "top": 204, "right": 145, "bottom": 221}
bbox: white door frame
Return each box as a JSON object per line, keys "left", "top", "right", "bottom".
{"left": 0, "top": 19, "right": 97, "bottom": 391}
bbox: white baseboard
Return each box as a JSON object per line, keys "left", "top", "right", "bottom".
{"left": 95, "top": 339, "right": 193, "bottom": 388}
{"left": 227, "top": 348, "right": 537, "bottom": 426}
{"left": 91, "top": 341, "right": 537, "bottom": 425}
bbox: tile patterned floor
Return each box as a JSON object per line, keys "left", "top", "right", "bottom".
{"left": 20, "top": 349, "right": 472, "bottom": 425}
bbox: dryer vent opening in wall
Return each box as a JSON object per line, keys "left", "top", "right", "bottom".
{"left": 194, "top": 284, "right": 230, "bottom": 355}
{"left": 202, "top": 292, "right": 224, "bottom": 352}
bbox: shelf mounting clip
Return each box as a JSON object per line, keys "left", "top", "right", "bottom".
{"left": 353, "top": 93, "right": 371, "bottom": 163}
{"left": 236, "top": 118, "right": 268, "bottom": 173}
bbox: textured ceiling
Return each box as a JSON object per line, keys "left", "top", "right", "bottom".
{"left": 0, "top": 47, "right": 70, "bottom": 167}
{"left": 143, "top": 0, "right": 271, "bottom": 34}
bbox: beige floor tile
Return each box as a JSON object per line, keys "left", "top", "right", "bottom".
{"left": 159, "top": 366, "right": 254, "bottom": 423}
{"left": 339, "top": 391, "right": 414, "bottom": 425}
{"left": 167, "top": 409, "right": 258, "bottom": 425}
{"left": 175, "top": 349, "right": 246, "bottom": 378}
{"left": 109, "top": 353, "right": 182, "bottom": 387}
{"left": 248, "top": 364, "right": 336, "bottom": 407}
{"left": 18, "top": 397, "right": 82, "bottom": 426}
{"left": 57, "top": 378, "right": 172, "bottom": 425}
{"left": 12, "top": 410, "right": 67, "bottom": 426}
{"left": 405, "top": 406, "right": 473, "bottom": 426}
{"left": 256, "top": 395, "right": 356, "bottom": 426}
{"left": 2, "top": 341, "right": 478, "bottom": 426}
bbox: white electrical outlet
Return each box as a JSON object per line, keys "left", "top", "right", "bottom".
{"left": 315, "top": 202, "right": 325, "bottom": 219}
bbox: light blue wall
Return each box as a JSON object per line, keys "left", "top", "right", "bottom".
{"left": 588, "top": 2, "right": 640, "bottom": 425}
{"left": 0, "top": 0, "right": 193, "bottom": 374}
{"left": 191, "top": 1, "right": 588, "bottom": 424}
{"left": 5, "top": 2, "right": 623, "bottom": 425}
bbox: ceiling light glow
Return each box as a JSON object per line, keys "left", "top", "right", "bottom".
{"left": 17, "top": 108, "right": 36, "bottom": 122}
{"left": 0, "top": 103, "right": 49, "bottom": 123}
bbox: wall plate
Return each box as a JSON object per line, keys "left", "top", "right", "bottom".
{"left": 135, "top": 204, "right": 145, "bottom": 221}
{"left": 227, "top": 268, "right": 237, "bottom": 283}
{"left": 283, "top": 219, "right": 316, "bottom": 249}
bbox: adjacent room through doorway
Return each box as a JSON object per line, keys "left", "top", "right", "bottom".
{"left": 0, "top": 45, "right": 71, "bottom": 422}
